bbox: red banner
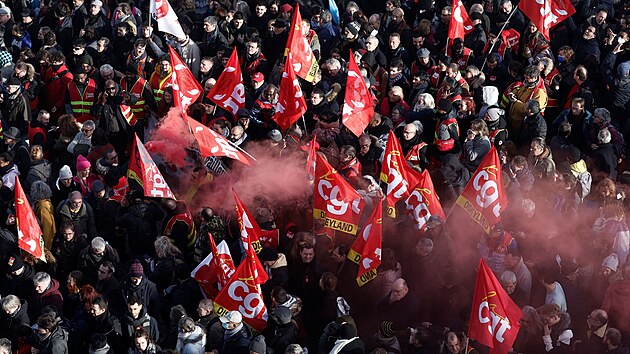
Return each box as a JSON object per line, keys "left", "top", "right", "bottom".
{"left": 110, "top": 176, "right": 129, "bottom": 203}
{"left": 273, "top": 61, "right": 307, "bottom": 131}
{"left": 314, "top": 154, "right": 364, "bottom": 235}
{"left": 468, "top": 259, "right": 522, "bottom": 354}
{"left": 342, "top": 51, "right": 374, "bottom": 137}
{"left": 380, "top": 131, "right": 422, "bottom": 218}
{"left": 186, "top": 115, "right": 253, "bottom": 165}
{"left": 127, "top": 135, "right": 176, "bottom": 199}
{"left": 150, "top": 0, "right": 186, "bottom": 39}
{"left": 347, "top": 202, "right": 382, "bottom": 286}
{"left": 305, "top": 134, "right": 319, "bottom": 177}
{"left": 518, "top": 0, "right": 575, "bottom": 40}
{"left": 405, "top": 170, "right": 446, "bottom": 231}
{"left": 449, "top": 0, "right": 473, "bottom": 40}
{"left": 213, "top": 250, "right": 268, "bottom": 331}
{"left": 286, "top": 3, "right": 318, "bottom": 82}
{"left": 15, "top": 179, "right": 45, "bottom": 260}
{"left": 233, "top": 188, "right": 265, "bottom": 256}
{"left": 169, "top": 46, "right": 203, "bottom": 112}
{"left": 456, "top": 146, "right": 507, "bottom": 233}
{"left": 207, "top": 48, "right": 245, "bottom": 116}
{"left": 191, "top": 236, "right": 236, "bottom": 298}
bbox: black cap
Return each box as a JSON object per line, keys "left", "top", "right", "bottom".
{"left": 7, "top": 255, "right": 23, "bottom": 272}
{"left": 438, "top": 98, "right": 452, "bottom": 112}
{"left": 74, "top": 66, "right": 88, "bottom": 75}
{"left": 470, "top": 11, "right": 484, "bottom": 21}
{"left": 258, "top": 247, "right": 279, "bottom": 262}
{"left": 7, "top": 76, "right": 20, "bottom": 86}
{"left": 272, "top": 19, "right": 288, "bottom": 28}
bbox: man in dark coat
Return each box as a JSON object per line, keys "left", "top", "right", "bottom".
{"left": 0, "top": 296, "right": 31, "bottom": 352}
{"left": 197, "top": 298, "right": 224, "bottom": 352}
{"left": 517, "top": 99, "right": 548, "bottom": 148}
{"left": 77, "top": 237, "right": 121, "bottom": 285}
{"left": 56, "top": 191, "right": 98, "bottom": 240}
{"left": 118, "top": 261, "right": 160, "bottom": 319}
{"left": 377, "top": 278, "right": 417, "bottom": 327}
{"left": 86, "top": 296, "right": 122, "bottom": 353}
{"left": 219, "top": 311, "right": 253, "bottom": 354}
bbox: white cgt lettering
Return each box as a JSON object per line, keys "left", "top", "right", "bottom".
{"left": 478, "top": 301, "right": 511, "bottom": 343}
{"left": 405, "top": 190, "right": 431, "bottom": 229}
{"left": 228, "top": 280, "right": 267, "bottom": 319}
{"left": 317, "top": 179, "right": 349, "bottom": 215}
{"left": 472, "top": 171, "right": 501, "bottom": 217}
{"left": 385, "top": 154, "right": 409, "bottom": 200}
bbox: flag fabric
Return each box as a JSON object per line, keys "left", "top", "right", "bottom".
{"left": 518, "top": 0, "right": 575, "bottom": 40}
{"left": 212, "top": 248, "right": 268, "bottom": 331}
{"left": 121, "top": 104, "right": 136, "bottom": 126}
{"left": 232, "top": 188, "right": 265, "bottom": 257}
{"left": 110, "top": 176, "right": 129, "bottom": 203}
{"left": 127, "top": 134, "right": 176, "bottom": 199}
{"left": 313, "top": 154, "right": 364, "bottom": 235}
{"left": 456, "top": 146, "right": 508, "bottom": 233}
{"left": 304, "top": 134, "right": 319, "bottom": 176}
{"left": 342, "top": 51, "right": 374, "bottom": 137}
{"left": 380, "top": 131, "right": 423, "bottom": 218}
{"left": 15, "top": 179, "right": 45, "bottom": 260}
{"left": 328, "top": 0, "right": 340, "bottom": 25}
{"left": 347, "top": 202, "right": 382, "bottom": 286}
{"left": 186, "top": 115, "right": 253, "bottom": 165}
{"left": 191, "top": 236, "right": 235, "bottom": 298}
{"left": 404, "top": 170, "right": 446, "bottom": 230}
{"left": 169, "top": 46, "right": 203, "bottom": 112}
{"left": 286, "top": 4, "right": 318, "bottom": 82}
{"left": 149, "top": 0, "right": 186, "bottom": 39}
{"left": 273, "top": 61, "right": 307, "bottom": 131}
{"left": 206, "top": 48, "right": 246, "bottom": 117}
{"left": 468, "top": 259, "right": 523, "bottom": 354}
{"left": 448, "top": 0, "right": 474, "bottom": 40}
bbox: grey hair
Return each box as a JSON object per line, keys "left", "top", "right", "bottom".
{"left": 419, "top": 237, "right": 433, "bottom": 249}
{"left": 500, "top": 270, "right": 517, "bottom": 285}
{"left": 346, "top": 1, "right": 359, "bottom": 11}
{"left": 285, "top": 344, "right": 305, "bottom": 354}
{"left": 204, "top": 15, "right": 218, "bottom": 26}
{"left": 412, "top": 120, "right": 424, "bottom": 135}
{"left": 522, "top": 199, "right": 536, "bottom": 216}
{"left": 324, "top": 58, "right": 341, "bottom": 70}
{"left": 34, "top": 272, "right": 51, "bottom": 285}
{"left": 594, "top": 108, "right": 611, "bottom": 125}
{"left": 178, "top": 316, "right": 196, "bottom": 333}
{"left": 91, "top": 237, "right": 106, "bottom": 251}
{"left": 0, "top": 338, "right": 11, "bottom": 352}
{"left": 198, "top": 298, "right": 214, "bottom": 312}
{"left": 416, "top": 93, "right": 435, "bottom": 109}
{"left": 83, "top": 120, "right": 95, "bottom": 130}
{"left": 526, "top": 99, "right": 540, "bottom": 114}
{"left": 1, "top": 295, "right": 21, "bottom": 312}
{"left": 598, "top": 128, "right": 611, "bottom": 144}
{"left": 320, "top": 10, "right": 332, "bottom": 23}
{"left": 30, "top": 181, "right": 53, "bottom": 202}
{"left": 99, "top": 64, "right": 113, "bottom": 75}
{"left": 366, "top": 36, "right": 379, "bottom": 45}
{"left": 154, "top": 235, "right": 182, "bottom": 259}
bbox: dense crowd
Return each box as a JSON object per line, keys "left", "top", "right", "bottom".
{"left": 0, "top": 0, "right": 628, "bottom": 353}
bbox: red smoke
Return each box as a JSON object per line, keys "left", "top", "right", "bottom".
{"left": 146, "top": 108, "right": 195, "bottom": 168}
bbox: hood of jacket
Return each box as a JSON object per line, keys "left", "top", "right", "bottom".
{"left": 41, "top": 279, "right": 61, "bottom": 297}
{"left": 271, "top": 253, "right": 288, "bottom": 269}
{"left": 179, "top": 324, "right": 205, "bottom": 343}
{"left": 59, "top": 200, "right": 88, "bottom": 219}
{"left": 89, "top": 343, "right": 111, "bottom": 354}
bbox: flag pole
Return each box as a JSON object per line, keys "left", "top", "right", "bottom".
{"left": 445, "top": 37, "right": 449, "bottom": 55}
{"left": 227, "top": 139, "right": 258, "bottom": 162}
{"left": 481, "top": 7, "right": 518, "bottom": 71}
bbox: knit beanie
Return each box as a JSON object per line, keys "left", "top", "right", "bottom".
{"left": 76, "top": 155, "right": 91, "bottom": 171}
{"left": 601, "top": 254, "right": 619, "bottom": 272}
{"left": 58, "top": 165, "right": 73, "bottom": 180}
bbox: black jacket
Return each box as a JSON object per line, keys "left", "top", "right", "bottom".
{"left": 116, "top": 202, "right": 164, "bottom": 258}
{"left": 32, "top": 326, "right": 69, "bottom": 354}
{"left": 221, "top": 324, "right": 252, "bottom": 354}
{"left": 518, "top": 112, "right": 548, "bottom": 147}
{"left": 118, "top": 278, "right": 160, "bottom": 319}
{"left": 0, "top": 300, "right": 31, "bottom": 351}
{"left": 56, "top": 199, "right": 98, "bottom": 240}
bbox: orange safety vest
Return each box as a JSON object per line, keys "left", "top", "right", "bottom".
{"left": 543, "top": 68, "right": 561, "bottom": 108}
{"left": 121, "top": 77, "right": 148, "bottom": 119}
{"left": 454, "top": 48, "right": 472, "bottom": 72}
{"left": 67, "top": 79, "right": 97, "bottom": 123}
{"left": 149, "top": 72, "right": 172, "bottom": 102}
{"left": 489, "top": 128, "right": 507, "bottom": 145}
{"left": 405, "top": 141, "right": 428, "bottom": 167}
{"left": 163, "top": 210, "right": 197, "bottom": 251}
{"left": 428, "top": 66, "right": 443, "bottom": 89}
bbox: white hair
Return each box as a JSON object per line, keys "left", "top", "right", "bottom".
{"left": 500, "top": 270, "right": 517, "bottom": 285}
{"left": 1, "top": 295, "right": 21, "bottom": 312}
{"left": 91, "top": 237, "right": 106, "bottom": 251}
{"left": 34, "top": 272, "right": 51, "bottom": 285}
{"left": 598, "top": 128, "right": 611, "bottom": 144}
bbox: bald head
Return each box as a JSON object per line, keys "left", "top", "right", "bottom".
{"left": 390, "top": 278, "right": 408, "bottom": 301}
{"left": 402, "top": 123, "right": 418, "bottom": 141}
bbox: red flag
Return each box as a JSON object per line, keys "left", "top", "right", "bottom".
{"left": 213, "top": 251, "right": 268, "bottom": 331}
{"left": 232, "top": 189, "right": 265, "bottom": 257}
{"left": 121, "top": 104, "right": 136, "bottom": 126}
{"left": 15, "top": 179, "right": 45, "bottom": 260}
{"left": 169, "top": 46, "right": 203, "bottom": 112}
{"left": 191, "top": 236, "right": 235, "bottom": 298}
{"left": 518, "top": 0, "right": 575, "bottom": 40}
{"left": 456, "top": 146, "right": 508, "bottom": 233}
{"left": 273, "top": 61, "right": 307, "bottom": 131}
{"left": 347, "top": 202, "right": 382, "bottom": 286}
{"left": 127, "top": 134, "right": 176, "bottom": 199}
{"left": 286, "top": 4, "right": 319, "bottom": 82}
{"left": 186, "top": 115, "right": 253, "bottom": 165}
{"left": 206, "top": 48, "right": 245, "bottom": 116}
{"left": 449, "top": 0, "right": 474, "bottom": 40}
{"left": 313, "top": 154, "right": 364, "bottom": 235}
{"left": 380, "top": 131, "right": 423, "bottom": 218}
{"left": 405, "top": 170, "right": 446, "bottom": 230}
{"left": 110, "top": 176, "right": 129, "bottom": 202}
{"left": 342, "top": 51, "right": 374, "bottom": 137}
{"left": 304, "top": 134, "right": 319, "bottom": 176}
{"left": 468, "top": 259, "right": 523, "bottom": 353}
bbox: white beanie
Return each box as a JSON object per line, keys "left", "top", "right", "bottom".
{"left": 601, "top": 253, "right": 619, "bottom": 272}
{"left": 58, "top": 165, "right": 73, "bottom": 180}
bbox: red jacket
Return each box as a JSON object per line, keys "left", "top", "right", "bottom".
{"left": 43, "top": 65, "right": 73, "bottom": 113}
{"left": 602, "top": 280, "right": 630, "bottom": 335}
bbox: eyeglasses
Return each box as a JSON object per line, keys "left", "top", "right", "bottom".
{"left": 106, "top": 86, "right": 116, "bottom": 91}
{"left": 83, "top": 128, "right": 93, "bottom": 133}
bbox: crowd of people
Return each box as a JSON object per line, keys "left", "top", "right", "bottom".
{"left": 0, "top": 0, "right": 628, "bottom": 353}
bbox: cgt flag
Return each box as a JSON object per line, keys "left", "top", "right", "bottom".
{"left": 342, "top": 50, "right": 374, "bottom": 137}
{"left": 468, "top": 259, "right": 522, "bottom": 353}
{"left": 149, "top": 0, "right": 186, "bottom": 39}
{"left": 127, "top": 134, "right": 176, "bottom": 199}
{"left": 169, "top": 46, "right": 203, "bottom": 112}
{"left": 380, "top": 131, "right": 422, "bottom": 218}
{"left": 233, "top": 188, "right": 265, "bottom": 257}
{"left": 15, "top": 179, "right": 45, "bottom": 261}
{"left": 313, "top": 154, "right": 364, "bottom": 236}
{"left": 186, "top": 115, "right": 253, "bottom": 165}
{"left": 207, "top": 48, "right": 245, "bottom": 117}
{"left": 518, "top": 0, "right": 575, "bottom": 40}
{"left": 405, "top": 170, "right": 446, "bottom": 230}
{"left": 456, "top": 146, "right": 507, "bottom": 233}
{"left": 286, "top": 3, "right": 319, "bottom": 82}
{"left": 273, "top": 60, "right": 307, "bottom": 131}
{"left": 448, "top": 0, "right": 474, "bottom": 40}
{"left": 348, "top": 202, "right": 383, "bottom": 286}
{"left": 191, "top": 235, "right": 236, "bottom": 298}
